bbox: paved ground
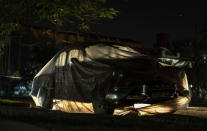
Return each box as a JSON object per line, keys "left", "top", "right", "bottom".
{"left": 174, "top": 107, "right": 207, "bottom": 118}
{"left": 113, "top": 106, "right": 207, "bottom": 117}
{"left": 0, "top": 106, "right": 207, "bottom": 131}
{"left": 0, "top": 120, "right": 47, "bottom": 131}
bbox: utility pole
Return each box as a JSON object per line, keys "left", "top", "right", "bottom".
{"left": 18, "top": 34, "right": 21, "bottom": 72}
{"left": 7, "top": 36, "right": 11, "bottom": 75}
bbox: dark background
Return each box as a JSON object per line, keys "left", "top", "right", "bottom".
{"left": 92, "top": 0, "right": 207, "bottom": 47}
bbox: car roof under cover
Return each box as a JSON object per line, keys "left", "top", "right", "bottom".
{"left": 34, "top": 42, "right": 146, "bottom": 78}
{"left": 85, "top": 43, "right": 145, "bottom": 60}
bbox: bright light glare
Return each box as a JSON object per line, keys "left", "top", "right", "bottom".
{"left": 134, "top": 103, "right": 151, "bottom": 108}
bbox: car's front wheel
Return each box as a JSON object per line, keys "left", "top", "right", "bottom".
{"left": 92, "top": 87, "right": 115, "bottom": 114}
{"left": 92, "top": 99, "right": 115, "bottom": 114}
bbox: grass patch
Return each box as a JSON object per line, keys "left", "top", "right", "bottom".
{"left": 0, "top": 99, "right": 24, "bottom": 104}
{"left": 0, "top": 97, "right": 33, "bottom": 107}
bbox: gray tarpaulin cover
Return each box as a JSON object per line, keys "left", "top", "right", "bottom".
{"left": 31, "top": 43, "right": 190, "bottom": 116}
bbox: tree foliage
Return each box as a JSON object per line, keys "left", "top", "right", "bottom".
{"left": 0, "top": 0, "right": 119, "bottom": 34}
{"left": 0, "top": 0, "right": 119, "bottom": 86}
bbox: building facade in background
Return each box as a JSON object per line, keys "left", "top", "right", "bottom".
{"left": 0, "top": 29, "right": 142, "bottom": 76}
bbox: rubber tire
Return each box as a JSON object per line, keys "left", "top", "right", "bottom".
{"left": 92, "top": 87, "right": 115, "bottom": 115}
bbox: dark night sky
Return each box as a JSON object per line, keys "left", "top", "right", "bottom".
{"left": 92, "top": 0, "right": 207, "bottom": 47}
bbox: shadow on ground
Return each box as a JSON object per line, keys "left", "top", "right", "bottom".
{"left": 1, "top": 97, "right": 207, "bottom": 131}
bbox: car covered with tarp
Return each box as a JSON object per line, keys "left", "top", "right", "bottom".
{"left": 31, "top": 42, "right": 191, "bottom": 115}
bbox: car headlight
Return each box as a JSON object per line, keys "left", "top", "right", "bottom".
{"left": 142, "top": 84, "right": 146, "bottom": 95}
{"left": 113, "top": 86, "right": 119, "bottom": 91}
{"left": 112, "top": 71, "right": 123, "bottom": 78}
{"left": 105, "top": 93, "right": 118, "bottom": 100}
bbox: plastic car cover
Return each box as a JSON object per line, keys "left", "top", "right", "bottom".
{"left": 115, "top": 72, "right": 191, "bottom": 116}
{"left": 31, "top": 43, "right": 191, "bottom": 115}
{"left": 31, "top": 44, "right": 141, "bottom": 112}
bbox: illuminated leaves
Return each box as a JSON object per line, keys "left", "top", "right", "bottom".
{"left": 0, "top": 0, "right": 119, "bottom": 31}
{"left": 0, "top": 23, "right": 20, "bottom": 35}
{"left": 0, "top": 0, "right": 119, "bottom": 55}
